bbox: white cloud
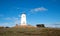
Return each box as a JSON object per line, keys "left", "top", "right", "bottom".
{"left": 30, "top": 7, "right": 48, "bottom": 13}
{"left": 12, "top": 17, "right": 18, "bottom": 20}
{"left": 0, "top": 22, "right": 9, "bottom": 27}
{"left": 0, "top": 22, "right": 15, "bottom": 27}
{"left": 4, "top": 17, "right": 12, "bottom": 20}
{"left": 4, "top": 17, "right": 18, "bottom": 20}
{"left": 6, "top": 17, "right": 20, "bottom": 23}
{"left": 0, "top": 17, "right": 20, "bottom": 27}
{"left": 55, "top": 22, "right": 60, "bottom": 24}
{"left": 45, "top": 24, "right": 56, "bottom": 28}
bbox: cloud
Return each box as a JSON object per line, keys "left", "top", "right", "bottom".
{"left": 12, "top": 17, "right": 20, "bottom": 24}
{"left": 45, "top": 24, "right": 56, "bottom": 28}
{"left": 30, "top": 7, "right": 48, "bottom": 13}
{"left": 55, "top": 22, "right": 60, "bottom": 24}
{"left": 0, "top": 22, "right": 9, "bottom": 27}
{"left": 4, "top": 17, "right": 18, "bottom": 20}
{"left": 0, "top": 22, "right": 16, "bottom": 27}
{"left": 0, "top": 17, "right": 20, "bottom": 27}
{"left": 4, "top": 17, "right": 20, "bottom": 23}
{"left": 4, "top": 17, "right": 12, "bottom": 20}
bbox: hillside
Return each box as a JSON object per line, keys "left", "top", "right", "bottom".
{"left": 0, "top": 27, "right": 60, "bottom": 36}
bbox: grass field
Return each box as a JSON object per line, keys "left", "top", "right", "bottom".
{"left": 0, "top": 27, "right": 60, "bottom": 36}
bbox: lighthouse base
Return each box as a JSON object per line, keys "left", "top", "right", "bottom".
{"left": 14, "top": 24, "right": 36, "bottom": 28}
{"left": 20, "top": 24, "right": 27, "bottom": 26}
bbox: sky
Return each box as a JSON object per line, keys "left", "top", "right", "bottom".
{"left": 0, "top": 0, "right": 60, "bottom": 27}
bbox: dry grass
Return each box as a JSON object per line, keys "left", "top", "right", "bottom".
{"left": 0, "top": 27, "right": 60, "bottom": 36}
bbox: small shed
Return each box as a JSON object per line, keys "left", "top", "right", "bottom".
{"left": 36, "top": 24, "right": 45, "bottom": 27}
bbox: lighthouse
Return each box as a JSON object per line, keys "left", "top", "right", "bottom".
{"left": 20, "top": 13, "right": 27, "bottom": 26}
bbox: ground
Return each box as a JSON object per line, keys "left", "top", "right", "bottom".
{"left": 0, "top": 27, "right": 60, "bottom": 36}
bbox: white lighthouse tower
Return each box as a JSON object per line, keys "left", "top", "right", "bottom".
{"left": 20, "top": 13, "right": 27, "bottom": 26}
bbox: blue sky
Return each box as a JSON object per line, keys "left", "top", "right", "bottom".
{"left": 0, "top": 0, "right": 60, "bottom": 27}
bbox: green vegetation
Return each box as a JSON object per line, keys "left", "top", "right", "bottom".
{"left": 0, "top": 27, "right": 60, "bottom": 36}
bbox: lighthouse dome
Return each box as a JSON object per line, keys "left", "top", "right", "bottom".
{"left": 21, "top": 13, "right": 26, "bottom": 17}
